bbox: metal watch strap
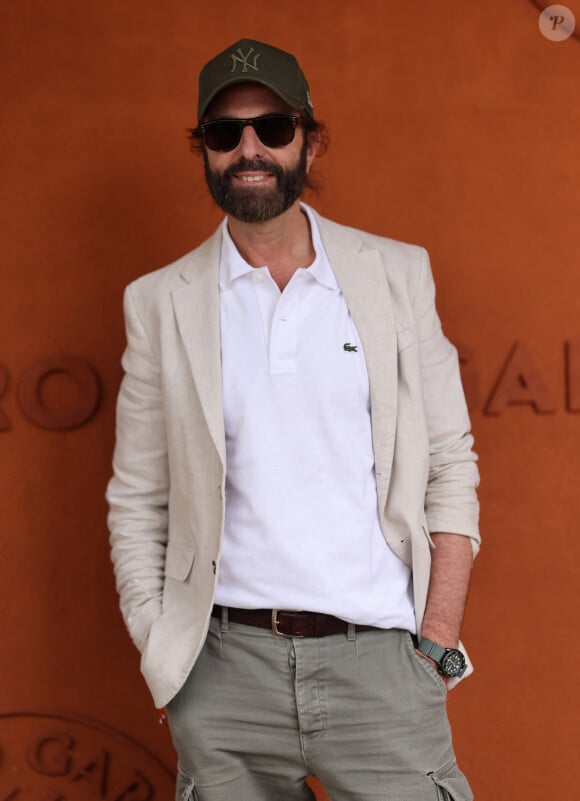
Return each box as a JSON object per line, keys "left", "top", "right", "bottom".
{"left": 417, "top": 638, "right": 447, "bottom": 664}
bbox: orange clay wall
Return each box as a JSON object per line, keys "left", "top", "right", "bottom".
{"left": 1, "top": 2, "right": 578, "bottom": 799}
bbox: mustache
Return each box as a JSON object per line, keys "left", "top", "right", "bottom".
{"left": 223, "top": 158, "right": 284, "bottom": 181}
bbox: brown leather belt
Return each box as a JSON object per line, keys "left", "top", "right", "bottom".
{"left": 212, "top": 605, "right": 378, "bottom": 638}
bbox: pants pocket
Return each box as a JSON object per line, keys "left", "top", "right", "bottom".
{"left": 428, "top": 758, "right": 474, "bottom": 801}
{"left": 175, "top": 764, "right": 197, "bottom": 801}
{"left": 404, "top": 632, "right": 447, "bottom": 695}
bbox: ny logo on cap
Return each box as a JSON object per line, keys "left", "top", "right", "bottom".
{"left": 230, "top": 46, "right": 261, "bottom": 73}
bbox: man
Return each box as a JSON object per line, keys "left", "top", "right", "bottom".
{"left": 107, "top": 38, "right": 480, "bottom": 801}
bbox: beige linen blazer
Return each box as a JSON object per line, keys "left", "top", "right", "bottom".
{"left": 107, "top": 211, "right": 480, "bottom": 709}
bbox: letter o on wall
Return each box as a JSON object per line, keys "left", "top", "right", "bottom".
{"left": 16, "top": 355, "right": 101, "bottom": 430}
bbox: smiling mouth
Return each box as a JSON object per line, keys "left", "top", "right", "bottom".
{"left": 234, "top": 172, "right": 275, "bottom": 184}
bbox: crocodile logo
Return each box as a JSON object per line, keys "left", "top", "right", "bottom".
{"left": 343, "top": 343, "right": 358, "bottom": 352}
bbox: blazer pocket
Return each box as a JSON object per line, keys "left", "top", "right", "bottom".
{"left": 164, "top": 541, "right": 195, "bottom": 581}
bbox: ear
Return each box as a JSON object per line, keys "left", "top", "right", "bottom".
{"left": 305, "top": 131, "right": 321, "bottom": 171}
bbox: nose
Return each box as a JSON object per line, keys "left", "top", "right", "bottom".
{"left": 237, "top": 122, "right": 265, "bottom": 158}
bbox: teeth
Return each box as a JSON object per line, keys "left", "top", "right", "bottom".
{"left": 240, "top": 175, "right": 266, "bottom": 182}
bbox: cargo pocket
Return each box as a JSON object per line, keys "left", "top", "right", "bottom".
{"left": 175, "top": 764, "right": 197, "bottom": 801}
{"left": 428, "top": 757, "right": 473, "bottom": 801}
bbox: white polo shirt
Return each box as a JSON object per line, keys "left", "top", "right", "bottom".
{"left": 214, "top": 205, "right": 415, "bottom": 631}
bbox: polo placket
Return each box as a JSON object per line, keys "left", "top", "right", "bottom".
{"left": 252, "top": 269, "right": 304, "bottom": 376}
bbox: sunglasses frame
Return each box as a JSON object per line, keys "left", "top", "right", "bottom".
{"left": 198, "top": 113, "right": 300, "bottom": 152}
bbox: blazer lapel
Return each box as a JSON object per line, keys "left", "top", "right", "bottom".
{"left": 171, "top": 228, "right": 226, "bottom": 466}
{"left": 315, "top": 213, "right": 398, "bottom": 512}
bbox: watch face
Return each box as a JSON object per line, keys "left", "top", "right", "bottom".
{"left": 440, "top": 649, "right": 466, "bottom": 677}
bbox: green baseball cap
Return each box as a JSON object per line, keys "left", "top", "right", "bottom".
{"left": 197, "top": 38, "right": 314, "bottom": 122}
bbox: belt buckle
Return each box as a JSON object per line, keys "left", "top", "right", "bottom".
{"left": 271, "top": 609, "right": 304, "bottom": 638}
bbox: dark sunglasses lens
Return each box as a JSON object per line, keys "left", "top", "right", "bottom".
{"left": 204, "top": 120, "right": 242, "bottom": 151}
{"left": 254, "top": 116, "right": 296, "bottom": 147}
{"left": 203, "top": 116, "right": 297, "bottom": 151}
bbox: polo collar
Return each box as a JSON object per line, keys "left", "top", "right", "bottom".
{"left": 218, "top": 203, "right": 338, "bottom": 291}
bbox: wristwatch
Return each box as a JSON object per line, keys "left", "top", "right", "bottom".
{"left": 416, "top": 638, "right": 467, "bottom": 678}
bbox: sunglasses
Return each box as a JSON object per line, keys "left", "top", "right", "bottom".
{"left": 199, "top": 113, "right": 300, "bottom": 152}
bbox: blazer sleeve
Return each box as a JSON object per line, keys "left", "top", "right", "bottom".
{"left": 106, "top": 284, "right": 169, "bottom": 652}
{"left": 414, "top": 248, "right": 480, "bottom": 554}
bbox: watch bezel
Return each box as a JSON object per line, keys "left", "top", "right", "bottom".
{"left": 439, "top": 648, "right": 466, "bottom": 678}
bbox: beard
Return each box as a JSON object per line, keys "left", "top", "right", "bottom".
{"left": 202, "top": 138, "right": 308, "bottom": 223}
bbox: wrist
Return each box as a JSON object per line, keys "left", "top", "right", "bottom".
{"left": 420, "top": 626, "right": 458, "bottom": 650}
{"left": 416, "top": 637, "right": 467, "bottom": 679}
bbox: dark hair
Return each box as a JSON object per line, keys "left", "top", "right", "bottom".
{"left": 301, "top": 115, "right": 327, "bottom": 193}
{"left": 302, "top": 114, "right": 329, "bottom": 157}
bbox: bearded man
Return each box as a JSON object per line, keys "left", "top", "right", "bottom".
{"left": 107, "top": 38, "right": 480, "bottom": 801}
